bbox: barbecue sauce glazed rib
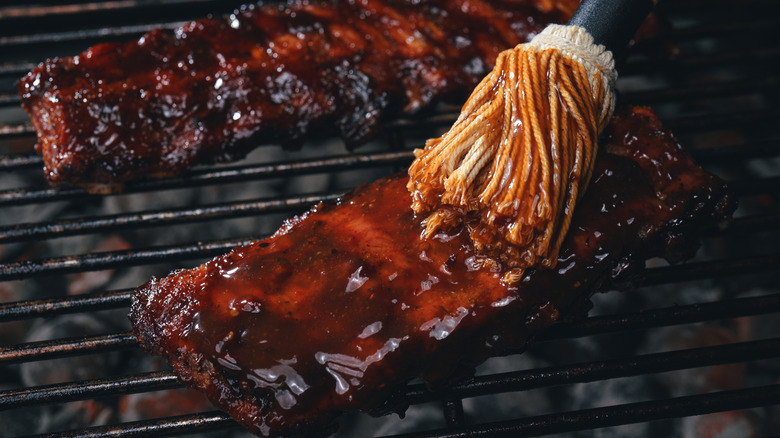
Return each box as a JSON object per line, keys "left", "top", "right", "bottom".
{"left": 131, "top": 106, "right": 735, "bottom": 437}
{"left": 18, "top": 0, "right": 576, "bottom": 193}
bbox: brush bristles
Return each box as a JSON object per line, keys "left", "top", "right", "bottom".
{"left": 407, "top": 25, "right": 615, "bottom": 282}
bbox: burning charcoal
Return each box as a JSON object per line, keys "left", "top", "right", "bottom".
{"left": 640, "top": 324, "right": 761, "bottom": 437}
{"left": 640, "top": 282, "right": 726, "bottom": 310}
{"left": 20, "top": 314, "right": 122, "bottom": 387}
{"left": 463, "top": 354, "right": 555, "bottom": 422}
{"left": 120, "top": 388, "right": 260, "bottom": 438}
{"left": 116, "top": 355, "right": 256, "bottom": 437}
{"left": 0, "top": 389, "right": 52, "bottom": 436}
{"left": 0, "top": 171, "right": 64, "bottom": 232}
{"left": 681, "top": 410, "right": 760, "bottom": 438}
{"left": 0, "top": 282, "right": 35, "bottom": 346}
{"left": 644, "top": 325, "right": 745, "bottom": 397}
{"left": 564, "top": 377, "right": 655, "bottom": 437}
{"left": 46, "top": 400, "right": 116, "bottom": 432}
{"left": 118, "top": 390, "right": 257, "bottom": 438}
{"left": 68, "top": 235, "right": 132, "bottom": 295}
{"left": 771, "top": 382, "right": 780, "bottom": 434}
{"left": 119, "top": 388, "right": 214, "bottom": 422}
{"left": 734, "top": 289, "right": 780, "bottom": 372}
{"left": 334, "top": 402, "right": 445, "bottom": 437}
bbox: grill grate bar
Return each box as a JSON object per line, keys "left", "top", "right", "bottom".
{"left": 663, "top": 109, "right": 780, "bottom": 133}
{"left": 0, "top": 61, "right": 37, "bottom": 76}
{"left": 641, "top": 252, "right": 780, "bottom": 286}
{"left": 0, "top": 7, "right": 772, "bottom": 53}
{"left": 0, "top": 42, "right": 768, "bottom": 81}
{"left": 0, "top": 192, "right": 340, "bottom": 244}
{"left": 1, "top": 151, "right": 778, "bottom": 209}
{"left": 2, "top": 190, "right": 772, "bottom": 247}
{"left": 1, "top": 199, "right": 775, "bottom": 249}
{"left": 29, "top": 383, "right": 780, "bottom": 438}
{"left": 442, "top": 400, "right": 466, "bottom": 429}
{"left": 29, "top": 411, "right": 235, "bottom": 438}
{"left": 693, "top": 138, "right": 780, "bottom": 165}
{"left": 0, "top": 333, "right": 138, "bottom": 365}
{"left": 622, "top": 76, "right": 780, "bottom": 105}
{"left": 0, "top": 371, "right": 180, "bottom": 411}
{"left": 0, "top": 93, "right": 19, "bottom": 106}
{"left": 1, "top": 36, "right": 770, "bottom": 79}
{"left": 3, "top": 99, "right": 780, "bottom": 143}
{"left": 715, "top": 212, "right": 780, "bottom": 235}
{"left": 539, "top": 292, "right": 780, "bottom": 341}
{"left": 14, "top": 79, "right": 775, "bottom": 115}
{"left": 390, "top": 384, "right": 780, "bottom": 438}
{"left": 405, "top": 338, "right": 780, "bottom": 404}
{"left": 0, "top": 151, "right": 413, "bottom": 207}
{"left": 5, "top": 293, "right": 779, "bottom": 366}
{"left": 0, "top": 289, "right": 131, "bottom": 322}
{"left": 659, "top": 17, "right": 779, "bottom": 41}
{"left": 0, "top": 3, "right": 772, "bottom": 73}
{"left": 10, "top": 354, "right": 780, "bottom": 437}
{"left": 0, "top": 153, "right": 39, "bottom": 171}
{"left": 658, "top": 0, "right": 778, "bottom": 12}
{"left": 3, "top": 72, "right": 777, "bottom": 117}
{"left": 1, "top": 241, "right": 777, "bottom": 283}
{"left": 0, "top": 236, "right": 257, "bottom": 282}
{"left": 620, "top": 45, "right": 780, "bottom": 76}
{"left": 728, "top": 175, "right": 780, "bottom": 197}
{"left": 4, "top": 286, "right": 779, "bottom": 329}
{"left": 385, "top": 107, "right": 780, "bottom": 134}
{"left": 0, "top": 21, "right": 187, "bottom": 47}
{"left": 4, "top": 338, "right": 779, "bottom": 413}
{"left": 1, "top": 137, "right": 777, "bottom": 176}
{"left": 0, "top": 0, "right": 223, "bottom": 19}
{"left": 0, "top": 122, "right": 34, "bottom": 138}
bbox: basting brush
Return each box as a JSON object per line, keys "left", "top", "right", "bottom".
{"left": 407, "top": 0, "right": 655, "bottom": 282}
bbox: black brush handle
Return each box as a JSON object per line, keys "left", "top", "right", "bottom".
{"left": 568, "top": 0, "right": 654, "bottom": 55}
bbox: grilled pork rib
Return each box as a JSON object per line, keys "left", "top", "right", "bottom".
{"left": 18, "top": 0, "right": 576, "bottom": 193}
{"left": 130, "top": 107, "right": 735, "bottom": 437}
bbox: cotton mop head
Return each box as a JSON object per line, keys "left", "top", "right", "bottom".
{"left": 407, "top": 24, "right": 616, "bottom": 283}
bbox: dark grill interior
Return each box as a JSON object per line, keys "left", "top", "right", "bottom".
{"left": 1, "top": 1, "right": 780, "bottom": 437}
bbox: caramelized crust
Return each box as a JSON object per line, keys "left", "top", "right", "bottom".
{"left": 18, "top": 0, "right": 576, "bottom": 193}
{"left": 130, "top": 107, "right": 735, "bottom": 437}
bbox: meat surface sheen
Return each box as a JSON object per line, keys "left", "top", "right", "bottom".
{"left": 130, "top": 106, "right": 735, "bottom": 437}
{"left": 18, "top": 0, "right": 576, "bottom": 193}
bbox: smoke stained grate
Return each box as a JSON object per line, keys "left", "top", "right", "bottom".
{"left": 1, "top": 0, "right": 780, "bottom": 437}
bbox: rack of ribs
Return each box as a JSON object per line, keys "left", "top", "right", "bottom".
{"left": 18, "top": 0, "right": 577, "bottom": 193}
{"left": 130, "top": 106, "right": 735, "bottom": 437}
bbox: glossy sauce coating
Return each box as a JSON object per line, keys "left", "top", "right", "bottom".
{"left": 131, "top": 107, "right": 734, "bottom": 437}
{"left": 18, "top": 0, "right": 576, "bottom": 192}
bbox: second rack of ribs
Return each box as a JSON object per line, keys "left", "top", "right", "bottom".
{"left": 17, "top": 0, "right": 575, "bottom": 193}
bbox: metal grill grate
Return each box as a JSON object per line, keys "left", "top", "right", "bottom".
{"left": 2, "top": 1, "right": 780, "bottom": 437}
